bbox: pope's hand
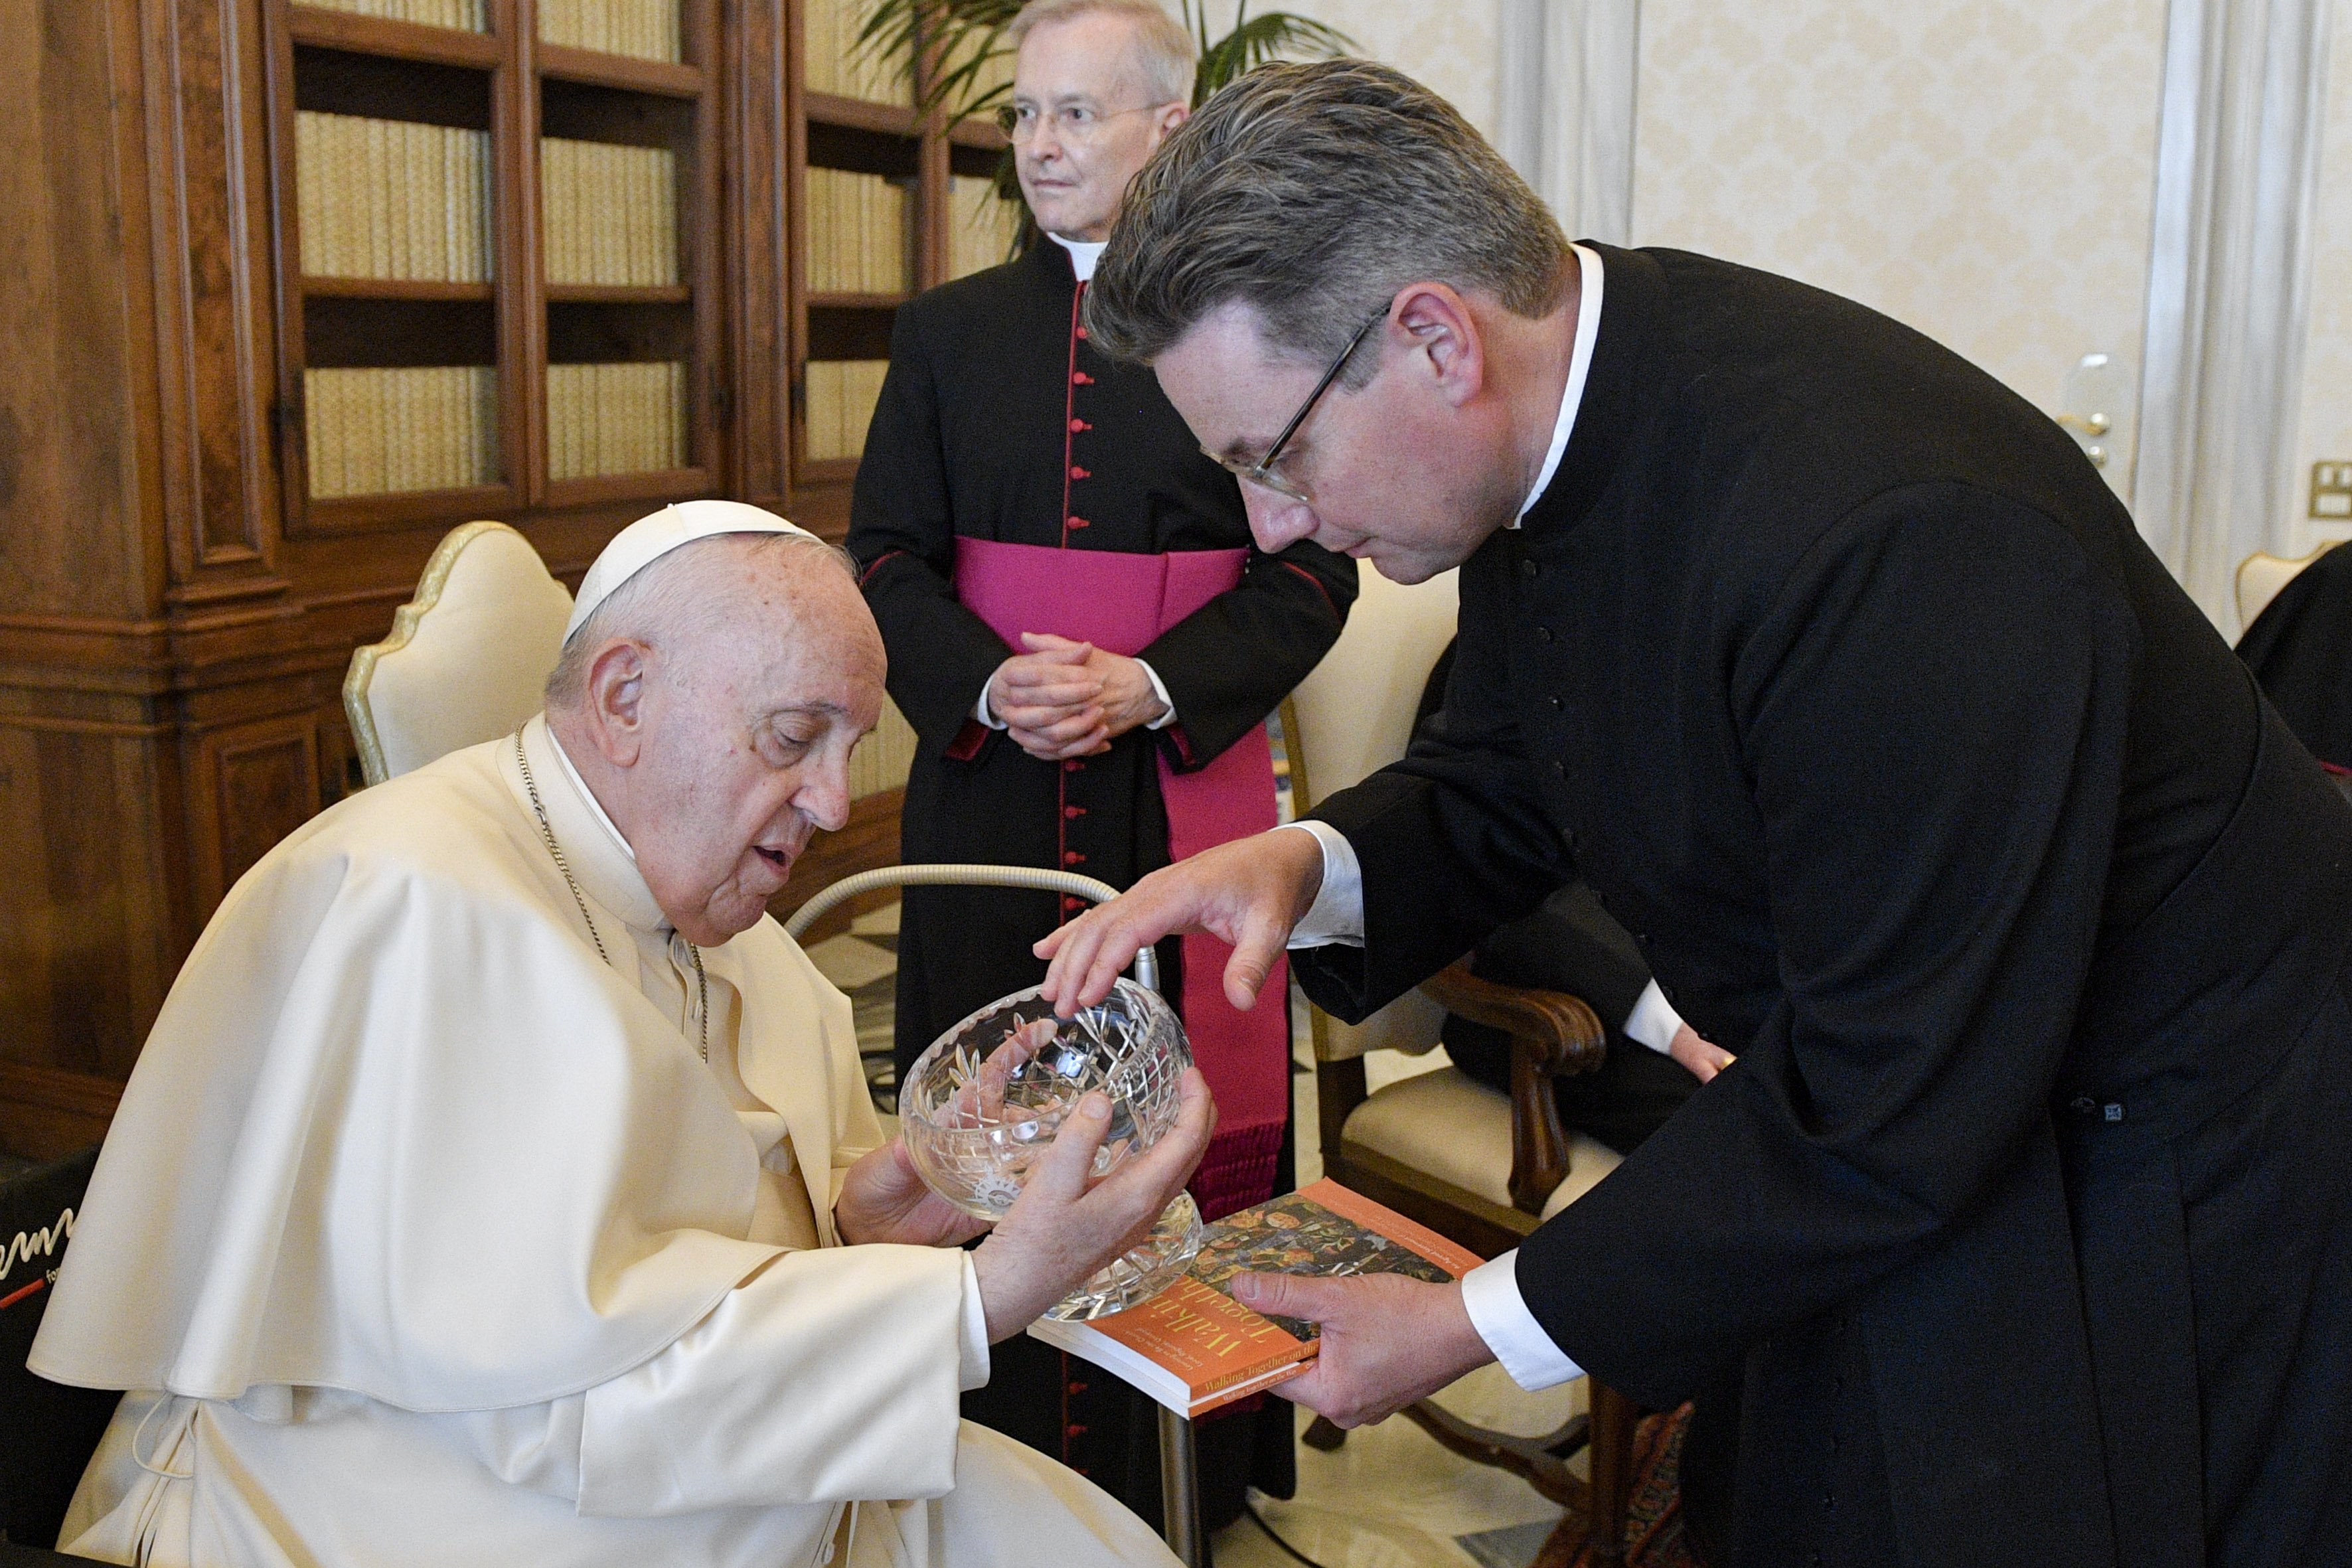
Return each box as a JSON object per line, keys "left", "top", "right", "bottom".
{"left": 971, "top": 1066, "right": 1216, "bottom": 1341}
{"left": 833, "top": 1141, "right": 992, "bottom": 1249}
{"left": 1035, "top": 828, "right": 1324, "bottom": 1015}
{"left": 1229, "top": 1271, "right": 1495, "bottom": 1429}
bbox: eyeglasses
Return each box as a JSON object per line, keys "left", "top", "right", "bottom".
{"left": 995, "top": 101, "right": 1176, "bottom": 145}
{"left": 1204, "top": 303, "right": 1391, "bottom": 506}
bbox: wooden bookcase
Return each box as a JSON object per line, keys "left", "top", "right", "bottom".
{"left": 786, "top": 0, "right": 1011, "bottom": 532}
{"left": 0, "top": 0, "right": 1011, "bottom": 1152}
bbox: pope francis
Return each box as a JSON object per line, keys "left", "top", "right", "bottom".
{"left": 30, "top": 501, "right": 1207, "bottom": 1568}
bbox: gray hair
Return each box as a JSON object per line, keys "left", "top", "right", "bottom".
{"left": 1085, "top": 60, "right": 1569, "bottom": 381}
{"left": 1008, "top": 0, "right": 1198, "bottom": 108}
{"left": 544, "top": 530, "right": 854, "bottom": 712}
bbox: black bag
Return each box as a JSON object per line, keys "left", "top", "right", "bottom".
{"left": 0, "top": 1146, "right": 119, "bottom": 1551}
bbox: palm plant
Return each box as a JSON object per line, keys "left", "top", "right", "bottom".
{"left": 856, "top": 1, "right": 1354, "bottom": 245}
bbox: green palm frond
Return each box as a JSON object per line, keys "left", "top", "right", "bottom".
{"left": 1188, "top": 6, "right": 1354, "bottom": 103}
{"left": 856, "top": 0, "right": 1354, "bottom": 126}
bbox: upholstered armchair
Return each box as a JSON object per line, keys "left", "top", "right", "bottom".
{"left": 344, "top": 520, "right": 574, "bottom": 786}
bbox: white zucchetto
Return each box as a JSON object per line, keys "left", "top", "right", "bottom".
{"left": 564, "top": 499, "right": 815, "bottom": 643}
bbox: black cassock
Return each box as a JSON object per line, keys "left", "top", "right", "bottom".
{"left": 1295, "top": 245, "right": 2352, "bottom": 1568}
{"left": 846, "top": 238, "right": 1354, "bottom": 1531}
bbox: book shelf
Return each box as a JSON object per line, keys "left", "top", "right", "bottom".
{"left": 789, "top": 0, "right": 1018, "bottom": 526}
{"left": 266, "top": 0, "right": 722, "bottom": 532}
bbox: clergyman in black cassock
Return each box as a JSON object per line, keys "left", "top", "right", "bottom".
{"left": 1289, "top": 244, "right": 2352, "bottom": 1567}
{"left": 1062, "top": 62, "right": 2352, "bottom": 1561}
{"left": 845, "top": 232, "right": 1353, "bottom": 1531}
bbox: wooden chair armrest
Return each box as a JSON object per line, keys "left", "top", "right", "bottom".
{"left": 1418, "top": 960, "right": 1607, "bottom": 1076}
{"left": 1417, "top": 959, "right": 1609, "bottom": 1217}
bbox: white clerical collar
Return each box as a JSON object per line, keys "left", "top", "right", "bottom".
{"left": 1050, "top": 232, "right": 1106, "bottom": 282}
{"left": 1510, "top": 243, "right": 1605, "bottom": 528}
{"left": 522, "top": 714, "right": 668, "bottom": 932}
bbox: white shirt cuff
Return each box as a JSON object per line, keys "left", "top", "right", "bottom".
{"left": 1460, "top": 1251, "right": 1583, "bottom": 1391}
{"left": 957, "top": 1253, "right": 992, "bottom": 1391}
{"left": 1622, "top": 979, "right": 1686, "bottom": 1057}
{"left": 1137, "top": 660, "right": 1178, "bottom": 730}
{"left": 973, "top": 678, "right": 1008, "bottom": 730}
{"left": 1279, "top": 820, "right": 1364, "bottom": 948}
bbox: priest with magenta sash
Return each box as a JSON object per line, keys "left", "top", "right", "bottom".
{"left": 845, "top": 0, "right": 1354, "bottom": 1528}
{"left": 30, "top": 503, "right": 1208, "bottom": 1568}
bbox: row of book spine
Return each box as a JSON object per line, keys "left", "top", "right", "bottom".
{"left": 948, "top": 175, "right": 1022, "bottom": 280}
{"left": 803, "top": 0, "right": 907, "bottom": 104}
{"left": 303, "top": 0, "right": 487, "bottom": 29}
{"left": 543, "top": 139, "right": 681, "bottom": 288}
{"left": 805, "top": 359, "right": 888, "bottom": 462}
{"left": 297, "top": 113, "right": 493, "bottom": 283}
{"left": 847, "top": 698, "right": 917, "bottom": 799}
{"left": 548, "top": 361, "right": 690, "bottom": 479}
{"left": 807, "top": 168, "right": 909, "bottom": 295}
{"left": 538, "top": 0, "right": 680, "bottom": 61}
{"left": 305, "top": 367, "right": 499, "bottom": 499}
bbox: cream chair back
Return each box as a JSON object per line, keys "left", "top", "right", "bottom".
{"left": 2238, "top": 543, "right": 2339, "bottom": 630}
{"left": 1283, "top": 563, "right": 1459, "bottom": 1060}
{"left": 345, "top": 522, "right": 574, "bottom": 786}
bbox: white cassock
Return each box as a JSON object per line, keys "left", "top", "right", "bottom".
{"left": 31, "top": 714, "right": 1174, "bottom": 1568}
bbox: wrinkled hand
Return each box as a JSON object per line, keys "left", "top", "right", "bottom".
{"left": 971, "top": 1067, "right": 1216, "bottom": 1341}
{"left": 1231, "top": 1272, "right": 1494, "bottom": 1429}
{"left": 833, "top": 1141, "right": 991, "bottom": 1249}
{"left": 1036, "top": 827, "right": 1324, "bottom": 1015}
{"left": 1668, "top": 1023, "right": 1734, "bottom": 1084}
{"left": 1024, "top": 633, "right": 1167, "bottom": 742}
{"left": 989, "top": 636, "right": 1107, "bottom": 761}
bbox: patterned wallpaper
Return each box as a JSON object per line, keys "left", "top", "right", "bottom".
{"left": 1244, "top": 0, "right": 1503, "bottom": 140}
{"left": 1629, "top": 1, "right": 2171, "bottom": 468}
{"left": 2292, "top": 7, "right": 2352, "bottom": 549}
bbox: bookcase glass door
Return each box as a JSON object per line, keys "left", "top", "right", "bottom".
{"left": 268, "top": 0, "right": 720, "bottom": 534}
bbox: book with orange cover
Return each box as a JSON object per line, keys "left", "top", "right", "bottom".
{"left": 1027, "top": 1178, "right": 1484, "bottom": 1418}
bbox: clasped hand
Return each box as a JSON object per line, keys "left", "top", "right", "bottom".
{"left": 833, "top": 1066, "right": 1217, "bottom": 1342}
{"left": 988, "top": 633, "right": 1168, "bottom": 761}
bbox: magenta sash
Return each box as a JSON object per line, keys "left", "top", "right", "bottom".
{"left": 955, "top": 536, "right": 1288, "bottom": 1219}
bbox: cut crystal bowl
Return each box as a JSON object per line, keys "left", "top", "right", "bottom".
{"left": 898, "top": 977, "right": 1202, "bottom": 1320}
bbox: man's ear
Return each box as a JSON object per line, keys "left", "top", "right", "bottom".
{"left": 581, "top": 639, "right": 651, "bottom": 767}
{"left": 1148, "top": 100, "right": 1190, "bottom": 147}
{"left": 1389, "top": 282, "right": 1485, "bottom": 410}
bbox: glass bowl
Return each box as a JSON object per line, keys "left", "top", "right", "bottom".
{"left": 898, "top": 977, "right": 1202, "bottom": 1320}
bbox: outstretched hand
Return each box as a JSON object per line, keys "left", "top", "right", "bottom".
{"left": 1230, "top": 1272, "right": 1495, "bottom": 1429}
{"left": 1036, "top": 827, "right": 1325, "bottom": 1015}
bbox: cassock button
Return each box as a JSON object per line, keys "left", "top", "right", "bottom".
{"left": 1063, "top": 850, "right": 1086, "bottom": 866}
{"left": 1536, "top": 625, "right": 1555, "bottom": 643}
{"left": 1072, "top": 371, "right": 1095, "bottom": 385}
{"left": 1551, "top": 760, "right": 1566, "bottom": 778}
{"left": 1075, "top": 327, "right": 1089, "bottom": 339}
{"left": 1069, "top": 418, "right": 1092, "bottom": 433}
{"left": 1522, "top": 559, "right": 1539, "bottom": 578}
{"left": 1067, "top": 515, "right": 1091, "bottom": 529}
{"left": 1065, "top": 805, "right": 1086, "bottom": 819}
{"left": 1064, "top": 759, "right": 1083, "bottom": 773}
{"left": 1070, "top": 465, "right": 1090, "bottom": 480}
{"left": 1548, "top": 695, "right": 1563, "bottom": 710}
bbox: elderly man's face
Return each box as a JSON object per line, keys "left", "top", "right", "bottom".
{"left": 1154, "top": 300, "right": 1507, "bottom": 584}
{"left": 623, "top": 548, "right": 886, "bottom": 945}
{"left": 1011, "top": 13, "right": 1185, "bottom": 242}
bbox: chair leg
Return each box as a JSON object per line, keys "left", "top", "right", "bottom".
{"left": 1584, "top": 1381, "right": 1640, "bottom": 1568}
{"left": 1302, "top": 1415, "right": 1348, "bottom": 1452}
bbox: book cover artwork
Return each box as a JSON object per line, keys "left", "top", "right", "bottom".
{"left": 1189, "top": 1192, "right": 1456, "bottom": 1341}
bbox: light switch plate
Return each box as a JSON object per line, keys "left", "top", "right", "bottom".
{"left": 2312, "top": 462, "right": 2352, "bottom": 518}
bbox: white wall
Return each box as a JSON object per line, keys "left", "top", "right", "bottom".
{"left": 1258, "top": 0, "right": 1504, "bottom": 141}
{"left": 1630, "top": 1, "right": 2173, "bottom": 465}
{"left": 2294, "top": 7, "right": 2352, "bottom": 550}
